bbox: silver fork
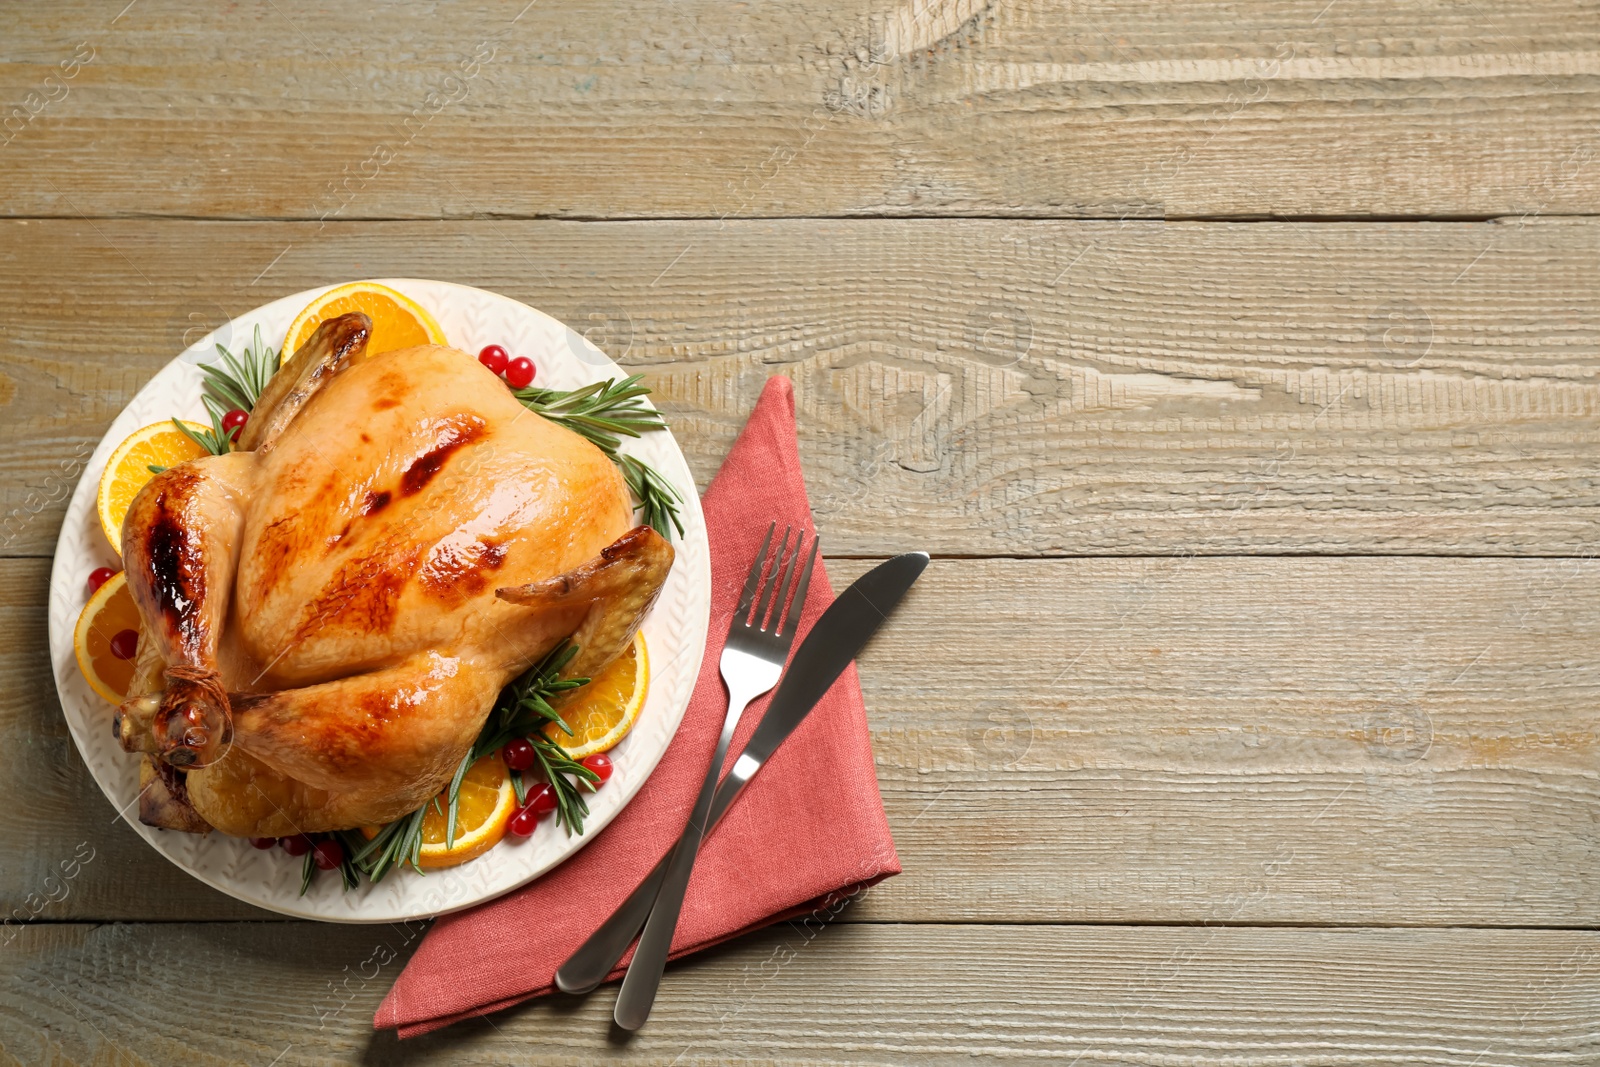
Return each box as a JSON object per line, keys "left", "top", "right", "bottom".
{"left": 611, "top": 521, "right": 819, "bottom": 1030}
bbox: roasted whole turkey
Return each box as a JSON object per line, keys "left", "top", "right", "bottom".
{"left": 115, "top": 313, "right": 673, "bottom": 837}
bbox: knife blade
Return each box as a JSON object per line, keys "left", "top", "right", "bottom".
{"left": 553, "top": 550, "right": 930, "bottom": 997}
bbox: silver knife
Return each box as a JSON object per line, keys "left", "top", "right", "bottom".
{"left": 554, "top": 551, "right": 930, "bottom": 1000}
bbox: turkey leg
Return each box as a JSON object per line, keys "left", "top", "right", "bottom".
{"left": 119, "top": 451, "right": 254, "bottom": 768}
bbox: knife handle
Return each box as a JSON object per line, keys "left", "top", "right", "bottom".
{"left": 552, "top": 850, "right": 670, "bottom": 994}
{"left": 553, "top": 752, "right": 761, "bottom": 995}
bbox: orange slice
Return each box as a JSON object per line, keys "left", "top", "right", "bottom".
{"left": 96, "top": 420, "right": 211, "bottom": 555}
{"left": 543, "top": 632, "right": 649, "bottom": 759}
{"left": 416, "top": 753, "right": 517, "bottom": 869}
{"left": 73, "top": 571, "right": 142, "bottom": 705}
{"left": 282, "top": 281, "right": 446, "bottom": 364}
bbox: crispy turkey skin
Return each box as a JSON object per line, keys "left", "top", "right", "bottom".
{"left": 115, "top": 313, "right": 674, "bottom": 836}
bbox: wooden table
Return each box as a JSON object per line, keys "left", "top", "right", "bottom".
{"left": 3, "top": 2, "right": 1599, "bottom": 1062}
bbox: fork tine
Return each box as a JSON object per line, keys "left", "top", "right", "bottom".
{"left": 777, "top": 534, "right": 820, "bottom": 640}
{"left": 751, "top": 526, "right": 793, "bottom": 630}
{"left": 734, "top": 522, "right": 776, "bottom": 622}
{"left": 764, "top": 531, "right": 805, "bottom": 632}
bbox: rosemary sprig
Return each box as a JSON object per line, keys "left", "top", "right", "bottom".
{"left": 472, "top": 642, "right": 599, "bottom": 838}
{"left": 201, "top": 324, "right": 277, "bottom": 415}
{"left": 514, "top": 376, "right": 666, "bottom": 450}
{"left": 513, "top": 375, "right": 685, "bottom": 540}
{"left": 171, "top": 410, "right": 232, "bottom": 457}
{"left": 332, "top": 831, "right": 365, "bottom": 890}
{"left": 351, "top": 807, "right": 428, "bottom": 885}
{"left": 528, "top": 730, "right": 600, "bottom": 836}
{"left": 474, "top": 643, "right": 588, "bottom": 754}
{"left": 619, "top": 453, "right": 686, "bottom": 539}
{"left": 172, "top": 326, "right": 280, "bottom": 459}
{"left": 349, "top": 642, "right": 596, "bottom": 884}
{"left": 298, "top": 834, "right": 365, "bottom": 896}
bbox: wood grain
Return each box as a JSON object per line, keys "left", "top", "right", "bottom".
{"left": 5, "top": 4, "right": 1599, "bottom": 1058}
{"left": 5, "top": 218, "right": 1600, "bottom": 558}
{"left": 1, "top": 1, "right": 1597, "bottom": 221}
{"left": 2, "top": 922, "right": 1597, "bottom": 1064}
{"left": 9, "top": 556, "right": 1597, "bottom": 926}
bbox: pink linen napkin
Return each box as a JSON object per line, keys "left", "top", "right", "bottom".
{"left": 375, "top": 375, "right": 900, "bottom": 1036}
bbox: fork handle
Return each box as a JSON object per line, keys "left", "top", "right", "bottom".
{"left": 612, "top": 691, "right": 754, "bottom": 1030}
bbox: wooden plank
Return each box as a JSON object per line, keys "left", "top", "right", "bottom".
{"left": 844, "top": 556, "right": 1600, "bottom": 927}
{"left": 2, "top": 922, "right": 1596, "bottom": 1064}
{"left": 9, "top": 556, "right": 1598, "bottom": 925}
{"left": 2, "top": 1, "right": 1598, "bottom": 220}
{"left": 4, "top": 217, "right": 1600, "bottom": 557}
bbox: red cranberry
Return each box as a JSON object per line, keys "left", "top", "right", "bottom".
{"left": 280, "top": 835, "right": 312, "bottom": 857}
{"left": 508, "top": 806, "right": 540, "bottom": 838}
{"left": 312, "top": 839, "right": 344, "bottom": 871}
{"left": 249, "top": 837, "right": 277, "bottom": 850}
{"left": 505, "top": 357, "right": 536, "bottom": 389}
{"left": 581, "top": 753, "right": 613, "bottom": 788}
{"left": 108, "top": 629, "right": 139, "bottom": 660}
{"left": 87, "top": 567, "right": 117, "bottom": 595}
{"left": 502, "top": 738, "right": 536, "bottom": 771}
{"left": 221, "top": 409, "right": 249, "bottom": 441}
{"left": 478, "top": 344, "right": 509, "bottom": 375}
{"left": 524, "top": 782, "right": 557, "bottom": 817}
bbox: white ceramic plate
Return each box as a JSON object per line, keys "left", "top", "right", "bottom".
{"left": 47, "top": 280, "right": 710, "bottom": 922}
